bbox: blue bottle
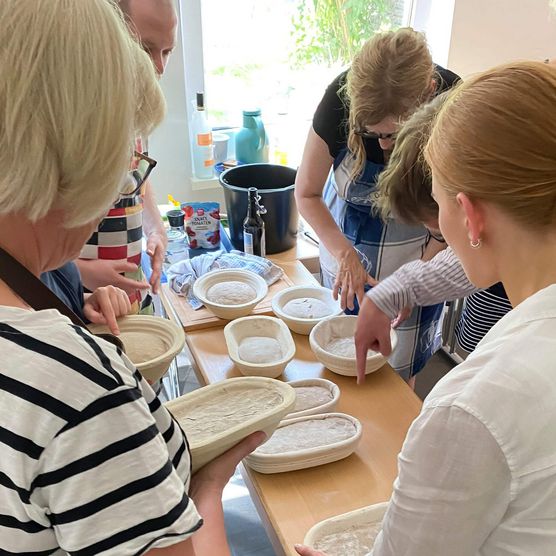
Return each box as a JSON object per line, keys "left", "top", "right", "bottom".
{"left": 235, "top": 109, "right": 269, "bottom": 164}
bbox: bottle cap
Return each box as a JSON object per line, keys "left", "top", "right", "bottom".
{"left": 242, "top": 108, "right": 261, "bottom": 116}
{"left": 166, "top": 209, "right": 185, "bottom": 227}
{"left": 196, "top": 92, "right": 205, "bottom": 110}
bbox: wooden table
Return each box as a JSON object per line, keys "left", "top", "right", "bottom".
{"left": 162, "top": 238, "right": 422, "bottom": 555}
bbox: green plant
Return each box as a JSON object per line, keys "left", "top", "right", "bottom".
{"left": 291, "top": 0, "right": 403, "bottom": 67}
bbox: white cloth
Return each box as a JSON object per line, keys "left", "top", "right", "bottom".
{"left": 370, "top": 284, "right": 556, "bottom": 555}
{"left": 167, "top": 250, "right": 284, "bottom": 309}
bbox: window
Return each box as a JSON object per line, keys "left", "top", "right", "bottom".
{"left": 198, "top": 0, "right": 413, "bottom": 166}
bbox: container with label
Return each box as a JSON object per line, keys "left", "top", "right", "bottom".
{"left": 191, "top": 92, "right": 214, "bottom": 179}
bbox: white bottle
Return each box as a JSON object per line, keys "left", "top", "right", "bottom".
{"left": 191, "top": 92, "right": 214, "bottom": 179}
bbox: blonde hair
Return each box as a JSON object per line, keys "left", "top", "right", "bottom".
{"left": 346, "top": 27, "right": 434, "bottom": 179}
{"left": 374, "top": 92, "right": 448, "bottom": 224}
{"left": 426, "top": 62, "right": 556, "bottom": 230}
{"left": 0, "top": 0, "right": 165, "bottom": 228}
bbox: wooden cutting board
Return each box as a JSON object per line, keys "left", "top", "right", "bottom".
{"left": 160, "top": 272, "right": 294, "bottom": 332}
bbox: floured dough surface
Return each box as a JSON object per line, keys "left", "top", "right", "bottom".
{"left": 325, "top": 337, "right": 356, "bottom": 358}
{"left": 283, "top": 297, "right": 332, "bottom": 319}
{"left": 292, "top": 386, "right": 333, "bottom": 412}
{"left": 256, "top": 416, "right": 356, "bottom": 454}
{"left": 122, "top": 332, "right": 169, "bottom": 363}
{"left": 173, "top": 388, "right": 284, "bottom": 444}
{"left": 206, "top": 281, "right": 257, "bottom": 305}
{"left": 238, "top": 336, "right": 283, "bottom": 364}
{"left": 313, "top": 521, "right": 383, "bottom": 555}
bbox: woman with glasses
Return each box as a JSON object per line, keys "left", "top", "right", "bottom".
{"left": 295, "top": 27, "right": 459, "bottom": 381}
{"left": 297, "top": 59, "right": 556, "bottom": 556}
{"left": 354, "top": 93, "right": 511, "bottom": 375}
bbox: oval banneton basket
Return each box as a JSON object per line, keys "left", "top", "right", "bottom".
{"left": 224, "top": 315, "right": 296, "bottom": 379}
{"left": 88, "top": 315, "right": 185, "bottom": 383}
{"left": 193, "top": 268, "right": 268, "bottom": 320}
{"left": 271, "top": 285, "right": 343, "bottom": 335}
{"left": 244, "top": 412, "right": 362, "bottom": 474}
{"left": 283, "top": 378, "right": 340, "bottom": 420}
{"left": 304, "top": 501, "right": 389, "bottom": 556}
{"left": 165, "top": 377, "right": 296, "bottom": 473}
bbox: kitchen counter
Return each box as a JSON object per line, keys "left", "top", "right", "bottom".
{"left": 160, "top": 238, "right": 421, "bottom": 555}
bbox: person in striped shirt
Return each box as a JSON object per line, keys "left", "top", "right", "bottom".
{"left": 353, "top": 92, "right": 511, "bottom": 380}
{"left": 0, "top": 1, "right": 263, "bottom": 554}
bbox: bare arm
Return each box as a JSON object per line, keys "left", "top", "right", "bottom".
{"left": 142, "top": 179, "right": 167, "bottom": 294}
{"left": 295, "top": 128, "right": 374, "bottom": 309}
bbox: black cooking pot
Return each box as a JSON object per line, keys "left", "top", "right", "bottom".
{"left": 219, "top": 163, "right": 298, "bottom": 254}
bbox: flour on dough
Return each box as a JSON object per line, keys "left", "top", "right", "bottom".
{"left": 206, "top": 281, "right": 257, "bottom": 305}
{"left": 325, "top": 336, "right": 356, "bottom": 358}
{"left": 313, "top": 521, "right": 383, "bottom": 556}
{"left": 238, "top": 336, "right": 283, "bottom": 364}
{"left": 283, "top": 297, "right": 331, "bottom": 319}
{"left": 256, "top": 416, "right": 356, "bottom": 454}
{"left": 292, "top": 386, "right": 333, "bottom": 412}
{"left": 123, "top": 331, "right": 169, "bottom": 364}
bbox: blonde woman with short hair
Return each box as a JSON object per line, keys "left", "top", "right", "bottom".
{"left": 0, "top": 1, "right": 262, "bottom": 554}
{"left": 297, "top": 60, "right": 556, "bottom": 556}
{"left": 295, "top": 28, "right": 459, "bottom": 380}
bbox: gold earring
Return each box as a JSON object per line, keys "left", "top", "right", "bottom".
{"left": 470, "top": 238, "right": 482, "bottom": 249}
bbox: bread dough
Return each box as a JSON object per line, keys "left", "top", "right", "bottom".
{"left": 325, "top": 337, "right": 356, "bottom": 358}
{"left": 122, "top": 332, "right": 169, "bottom": 363}
{"left": 283, "top": 297, "right": 331, "bottom": 319}
{"left": 206, "top": 281, "right": 257, "bottom": 305}
{"left": 238, "top": 336, "right": 283, "bottom": 364}
{"left": 256, "top": 416, "right": 356, "bottom": 454}
{"left": 174, "top": 388, "right": 284, "bottom": 444}
{"left": 313, "top": 522, "right": 383, "bottom": 555}
{"left": 292, "top": 386, "right": 333, "bottom": 412}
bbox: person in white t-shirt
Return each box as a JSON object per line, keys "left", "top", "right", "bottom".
{"left": 295, "top": 61, "right": 556, "bottom": 556}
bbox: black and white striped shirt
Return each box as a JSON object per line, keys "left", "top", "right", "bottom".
{"left": 0, "top": 307, "right": 202, "bottom": 555}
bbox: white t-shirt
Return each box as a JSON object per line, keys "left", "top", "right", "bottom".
{"left": 371, "top": 284, "right": 556, "bottom": 555}
{"left": 0, "top": 307, "right": 201, "bottom": 554}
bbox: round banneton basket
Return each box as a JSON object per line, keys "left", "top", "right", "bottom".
{"left": 244, "top": 412, "right": 362, "bottom": 474}
{"left": 224, "top": 315, "right": 295, "bottom": 379}
{"left": 283, "top": 378, "right": 340, "bottom": 420}
{"left": 88, "top": 315, "right": 185, "bottom": 383}
{"left": 303, "top": 501, "right": 389, "bottom": 556}
{"left": 165, "top": 377, "right": 296, "bottom": 473}
{"left": 272, "top": 285, "right": 343, "bottom": 335}
{"left": 193, "top": 268, "right": 268, "bottom": 320}
{"left": 309, "top": 315, "right": 398, "bottom": 377}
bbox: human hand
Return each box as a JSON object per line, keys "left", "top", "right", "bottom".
{"left": 333, "top": 248, "right": 378, "bottom": 311}
{"left": 294, "top": 545, "right": 327, "bottom": 556}
{"left": 83, "top": 286, "right": 132, "bottom": 335}
{"left": 146, "top": 231, "right": 167, "bottom": 294}
{"left": 354, "top": 296, "right": 393, "bottom": 384}
{"left": 76, "top": 258, "right": 150, "bottom": 296}
{"left": 190, "top": 431, "right": 266, "bottom": 499}
{"left": 391, "top": 305, "right": 412, "bottom": 329}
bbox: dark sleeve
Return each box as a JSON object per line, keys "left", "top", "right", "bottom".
{"left": 40, "top": 262, "right": 86, "bottom": 320}
{"left": 434, "top": 64, "right": 461, "bottom": 94}
{"left": 312, "top": 71, "right": 350, "bottom": 159}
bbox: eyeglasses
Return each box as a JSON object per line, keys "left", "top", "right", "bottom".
{"left": 354, "top": 129, "right": 398, "bottom": 141}
{"left": 119, "top": 151, "right": 158, "bottom": 198}
{"left": 426, "top": 228, "right": 445, "bottom": 243}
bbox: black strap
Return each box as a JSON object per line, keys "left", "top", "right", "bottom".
{"left": 0, "top": 247, "right": 88, "bottom": 328}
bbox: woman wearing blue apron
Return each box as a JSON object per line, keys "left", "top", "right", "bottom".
{"left": 296, "top": 28, "right": 459, "bottom": 380}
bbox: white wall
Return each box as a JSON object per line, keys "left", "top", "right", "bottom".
{"left": 148, "top": 0, "right": 225, "bottom": 205}
{"left": 447, "top": 0, "right": 556, "bottom": 77}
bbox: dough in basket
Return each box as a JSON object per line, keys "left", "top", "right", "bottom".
{"left": 238, "top": 336, "right": 283, "bottom": 364}
{"left": 206, "top": 281, "right": 257, "bottom": 305}
{"left": 283, "top": 297, "right": 331, "bottom": 319}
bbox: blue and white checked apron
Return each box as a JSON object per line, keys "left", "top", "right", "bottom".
{"left": 320, "top": 148, "right": 444, "bottom": 379}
